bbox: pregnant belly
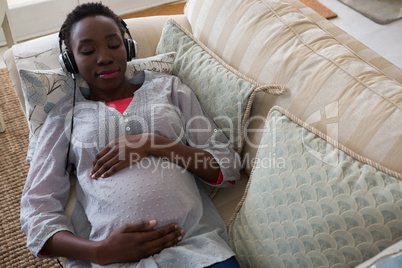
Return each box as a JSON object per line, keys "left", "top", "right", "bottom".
{"left": 83, "top": 156, "right": 202, "bottom": 241}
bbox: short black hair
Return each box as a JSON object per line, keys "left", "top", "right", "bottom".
{"left": 60, "top": 2, "right": 125, "bottom": 51}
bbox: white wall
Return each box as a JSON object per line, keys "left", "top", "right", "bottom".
{"left": 0, "top": 0, "right": 178, "bottom": 46}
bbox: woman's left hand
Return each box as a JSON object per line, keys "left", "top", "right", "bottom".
{"left": 90, "top": 132, "right": 220, "bottom": 183}
{"left": 90, "top": 134, "right": 153, "bottom": 179}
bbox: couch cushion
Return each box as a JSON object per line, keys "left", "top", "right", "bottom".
{"left": 184, "top": 0, "right": 402, "bottom": 178}
{"left": 227, "top": 106, "right": 402, "bottom": 267}
{"left": 156, "top": 19, "right": 285, "bottom": 153}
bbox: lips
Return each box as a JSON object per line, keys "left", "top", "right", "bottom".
{"left": 98, "top": 70, "right": 118, "bottom": 79}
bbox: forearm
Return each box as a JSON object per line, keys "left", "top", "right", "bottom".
{"left": 150, "top": 134, "right": 220, "bottom": 183}
{"left": 42, "top": 231, "right": 99, "bottom": 263}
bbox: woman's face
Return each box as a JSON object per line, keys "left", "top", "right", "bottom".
{"left": 70, "top": 15, "right": 127, "bottom": 94}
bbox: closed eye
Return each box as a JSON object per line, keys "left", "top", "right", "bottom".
{"left": 109, "top": 43, "right": 121, "bottom": 49}
{"left": 81, "top": 50, "right": 94, "bottom": 55}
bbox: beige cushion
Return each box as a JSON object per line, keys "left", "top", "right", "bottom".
{"left": 156, "top": 19, "right": 285, "bottom": 153}
{"left": 184, "top": 0, "right": 402, "bottom": 179}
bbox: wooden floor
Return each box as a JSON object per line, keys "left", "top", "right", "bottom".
{"left": 1, "top": 0, "right": 402, "bottom": 69}
{"left": 121, "top": 1, "right": 185, "bottom": 19}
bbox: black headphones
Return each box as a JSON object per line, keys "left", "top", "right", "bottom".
{"left": 58, "top": 18, "right": 138, "bottom": 75}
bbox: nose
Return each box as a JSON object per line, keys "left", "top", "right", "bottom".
{"left": 96, "top": 48, "right": 113, "bottom": 65}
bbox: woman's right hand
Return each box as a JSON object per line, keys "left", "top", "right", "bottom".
{"left": 42, "top": 220, "right": 183, "bottom": 266}
{"left": 93, "top": 220, "right": 184, "bottom": 266}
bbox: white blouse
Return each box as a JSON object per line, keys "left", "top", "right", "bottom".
{"left": 20, "top": 71, "right": 240, "bottom": 267}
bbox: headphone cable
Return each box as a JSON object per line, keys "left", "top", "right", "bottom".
{"left": 65, "top": 73, "right": 76, "bottom": 171}
{"left": 56, "top": 257, "right": 64, "bottom": 268}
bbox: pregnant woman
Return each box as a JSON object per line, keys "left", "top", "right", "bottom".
{"left": 20, "top": 3, "right": 240, "bottom": 268}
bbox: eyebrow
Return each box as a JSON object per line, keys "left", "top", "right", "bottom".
{"left": 78, "top": 33, "right": 120, "bottom": 44}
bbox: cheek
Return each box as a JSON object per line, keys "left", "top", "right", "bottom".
{"left": 117, "top": 55, "right": 128, "bottom": 73}
{"left": 118, "top": 48, "right": 128, "bottom": 64}
{"left": 75, "top": 57, "right": 93, "bottom": 76}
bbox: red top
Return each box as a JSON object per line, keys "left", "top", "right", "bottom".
{"left": 105, "top": 97, "right": 133, "bottom": 114}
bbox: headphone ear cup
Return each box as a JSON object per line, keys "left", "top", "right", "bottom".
{"left": 59, "top": 50, "right": 79, "bottom": 74}
{"left": 124, "top": 38, "right": 138, "bottom": 61}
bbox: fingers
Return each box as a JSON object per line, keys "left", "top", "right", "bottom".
{"left": 143, "top": 225, "right": 184, "bottom": 257}
{"left": 97, "top": 221, "right": 184, "bottom": 265}
{"left": 100, "top": 162, "right": 127, "bottom": 179}
{"left": 90, "top": 148, "right": 125, "bottom": 179}
{"left": 90, "top": 137, "right": 143, "bottom": 179}
{"left": 121, "top": 221, "right": 184, "bottom": 246}
{"left": 142, "top": 222, "right": 184, "bottom": 247}
{"left": 91, "top": 158, "right": 127, "bottom": 179}
{"left": 120, "top": 220, "right": 158, "bottom": 232}
{"left": 117, "top": 221, "right": 184, "bottom": 257}
{"left": 90, "top": 146, "right": 113, "bottom": 178}
{"left": 92, "top": 145, "right": 111, "bottom": 167}
{"left": 121, "top": 221, "right": 183, "bottom": 238}
{"left": 91, "top": 135, "right": 152, "bottom": 180}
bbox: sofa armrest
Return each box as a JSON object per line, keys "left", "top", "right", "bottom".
{"left": 125, "top": 15, "right": 191, "bottom": 58}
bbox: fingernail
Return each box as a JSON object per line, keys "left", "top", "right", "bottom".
{"left": 149, "top": 220, "right": 157, "bottom": 225}
{"left": 178, "top": 236, "right": 183, "bottom": 241}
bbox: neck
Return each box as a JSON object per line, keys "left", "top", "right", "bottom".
{"left": 88, "top": 82, "right": 139, "bottom": 102}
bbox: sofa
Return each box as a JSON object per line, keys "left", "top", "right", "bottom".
{"left": 3, "top": 0, "right": 402, "bottom": 267}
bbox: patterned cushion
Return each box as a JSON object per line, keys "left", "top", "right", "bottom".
{"left": 228, "top": 107, "right": 402, "bottom": 267}
{"left": 19, "top": 52, "right": 176, "bottom": 161}
{"left": 156, "top": 19, "right": 285, "bottom": 153}
{"left": 184, "top": 0, "right": 402, "bottom": 178}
